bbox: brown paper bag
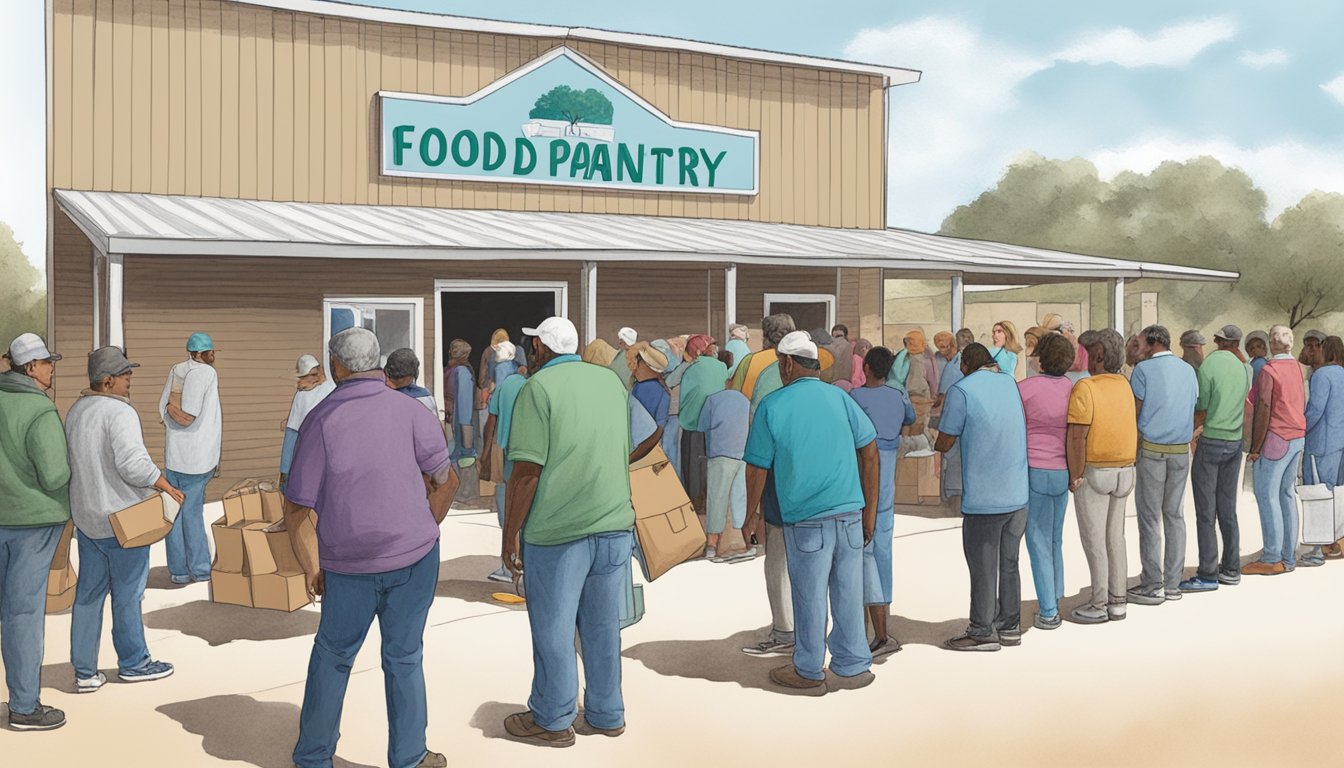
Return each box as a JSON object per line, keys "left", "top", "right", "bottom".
{"left": 629, "top": 446, "right": 706, "bottom": 581}
{"left": 45, "top": 521, "right": 77, "bottom": 614}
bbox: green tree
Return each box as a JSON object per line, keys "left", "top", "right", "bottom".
{"left": 529, "top": 85, "right": 615, "bottom": 134}
{"left": 0, "top": 220, "right": 46, "bottom": 364}
{"left": 1255, "top": 192, "right": 1344, "bottom": 328}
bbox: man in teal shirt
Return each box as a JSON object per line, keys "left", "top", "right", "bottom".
{"left": 678, "top": 335, "right": 728, "bottom": 512}
{"left": 481, "top": 358, "right": 528, "bottom": 583}
{"left": 742, "top": 331, "right": 879, "bottom": 694}
{"left": 501, "top": 317, "right": 635, "bottom": 748}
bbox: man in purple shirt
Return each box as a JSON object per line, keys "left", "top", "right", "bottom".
{"left": 284, "top": 328, "right": 457, "bottom": 768}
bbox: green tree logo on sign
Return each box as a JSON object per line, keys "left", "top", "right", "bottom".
{"left": 525, "top": 85, "right": 616, "bottom": 141}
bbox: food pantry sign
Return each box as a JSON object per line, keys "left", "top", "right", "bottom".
{"left": 379, "top": 47, "right": 759, "bottom": 195}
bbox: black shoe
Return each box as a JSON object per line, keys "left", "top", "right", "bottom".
{"left": 997, "top": 626, "right": 1022, "bottom": 647}
{"left": 8, "top": 704, "right": 66, "bottom": 731}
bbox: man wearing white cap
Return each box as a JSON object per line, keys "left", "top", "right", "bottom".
{"left": 741, "top": 331, "right": 879, "bottom": 694}
{"left": 0, "top": 333, "right": 71, "bottom": 731}
{"left": 280, "top": 354, "right": 336, "bottom": 491}
{"left": 501, "top": 317, "right": 636, "bottom": 746}
{"left": 158, "top": 332, "right": 223, "bottom": 585}
{"left": 607, "top": 326, "right": 638, "bottom": 391}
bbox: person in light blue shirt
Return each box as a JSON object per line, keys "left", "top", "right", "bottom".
{"left": 725, "top": 324, "right": 752, "bottom": 378}
{"left": 1127, "top": 325, "right": 1199, "bottom": 604}
{"left": 699, "top": 387, "right": 752, "bottom": 561}
{"left": 935, "top": 343, "right": 1029, "bottom": 652}
{"left": 1302, "top": 336, "right": 1344, "bottom": 565}
{"left": 481, "top": 369, "right": 527, "bottom": 583}
{"left": 848, "top": 346, "right": 916, "bottom": 658}
{"left": 741, "top": 332, "right": 878, "bottom": 694}
{"left": 990, "top": 321, "right": 1023, "bottom": 381}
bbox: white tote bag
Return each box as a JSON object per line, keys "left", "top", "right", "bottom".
{"left": 1299, "top": 456, "right": 1338, "bottom": 546}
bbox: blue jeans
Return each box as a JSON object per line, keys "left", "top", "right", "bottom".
{"left": 783, "top": 512, "right": 871, "bottom": 680}
{"left": 706, "top": 456, "right": 747, "bottom": 534}
{"left": 71, "top": 531, "right": 152, "bottom": 679}
{"left": 450, "top": 422, "right": 476, "bottom": 464}
{"left": 1253, "top": 438, "right": 1305, "bottom": 566}
{"left": 164, "top": 469, "right": 213, "bottom": 580}
{"left": 0, "top": 524, "right": 62, "bottom": 715}
{"left": 293, "top": 543, "right": 439, "bottom": 768}
{"left": 862, "top": 448, "right": 898, "bottom": 605}
{"left": 1025, "top": 468, "right": 1068, "bottom": 618}
{"left": 663, "top": 421, "right": 683, "bottom": 483}
{"left": 523, "top": 531, "right": 634, "bottom": 732}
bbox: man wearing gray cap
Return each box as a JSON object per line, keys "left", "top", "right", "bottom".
{"left": 280, "top": 354, "right": 335, "bottom": 492}
{"left": 1300, "top": 329, "right": 1326, "bottom": 398}
{"left": 66, "top": 347, "right": 185, "bottom": 692}
{"left": 1245, "top": 330, "right": 1270, "bottom": 382}
{"left": 1180, "top": 330, "right": 1207, "bottom": 371}
{"left": 1181, "top": 326, "right": 1254, "bottom": 592}
{"left": 0, "top": 333, "right": 71, "bottom": 731}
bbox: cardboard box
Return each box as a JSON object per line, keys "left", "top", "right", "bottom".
{"left": 111, "top": 493, "right": 177, "bottom": 548}
{"left": 241, "top": 522, "right": 312, "bottom": 612}
{"left": 251, "top": 572, "right": 309, "bottom": 612}
{"left": 210, "top": 517, "right": 250, "bottom": 574}
{"left": 917, "top": 454, "right": 941, "bottom": 498}
{"left": 223, "top": 478, "right": 279, "bottom": 526}
{"left": 209, "top": 569, "right": 253, "bottom": 608}
{"left": 259, "top": 486, "right": 285, "bottom": 523}
{"left": 630, "top": 445, "right": 706, "bottom": 581}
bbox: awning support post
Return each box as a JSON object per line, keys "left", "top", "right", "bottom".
{"left": 950, "top": 274, "right": 965, "bottom": 332}
{"left": 581, "top": 260, "right": 597, "bottom": 346}
{"left": 724, "top": 263, "right": 737, "bottom": 342}
{"left": 1110, "top": 277, "right": 1125, "bottom": 334}
{"left": 109, "top": 253, "right": 124, "bottom": 348}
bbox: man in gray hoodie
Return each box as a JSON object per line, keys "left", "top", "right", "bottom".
{"left": 65, "top": 347, "right": 184, "bottom": 693}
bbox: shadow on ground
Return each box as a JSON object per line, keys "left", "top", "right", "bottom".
{"left": 143, "top": 601, "right": 320, "bottom": 646}
{"left": 470, "top": 701, "right": 528, "bottom": 743}
{"left": 435, "top": 555, "right": 522, "bottom": 607}
{"left": 146, "top": 566, "right": 194, "bottom": 591}
{"left": 157, "top": 695, "right": 375, "bottom": 768}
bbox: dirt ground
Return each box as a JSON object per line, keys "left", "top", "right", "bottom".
{"left": 4, "top": 485, "right": 1343, "bottom": 767}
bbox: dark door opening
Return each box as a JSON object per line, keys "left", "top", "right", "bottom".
{"left": 439, "top": 290, "right": 560, "bottom": 383}
{"left": 768, "top": 301, "right": 831, "bottom": 335}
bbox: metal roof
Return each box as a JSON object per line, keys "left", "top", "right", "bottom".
{"left": 54, "top": 190, "right": 1239, "bottom": 284}
{"left": 232, "top": 0, "right": 923, "bottom": 86}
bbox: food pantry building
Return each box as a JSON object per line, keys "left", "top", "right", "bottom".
{"left": 45, "top": 0, "right": 1235, "bottom": 493}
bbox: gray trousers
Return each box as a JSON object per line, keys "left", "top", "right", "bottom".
{"left": 1074, "top": 466, "right": 1135, "bottom": 611}
{"left": 961, "top": 508, "right": 1027, "bottom": 638}
{"left": 1191, "top": 438, "right": 1243, "bottom": 581}
{"left": 764, "top": 523, "right": 794, "bottom": 642}
{"left": 1134, "top": 450, "right": 1191, "bottom": 592}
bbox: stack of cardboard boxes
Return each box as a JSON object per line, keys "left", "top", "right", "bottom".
{"left": 209, "top": 480, "right": 311, "bottom": 612}
{"left": 895, "top": 454, "right": 941, "bottom": 506}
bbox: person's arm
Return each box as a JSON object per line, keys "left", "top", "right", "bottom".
{"left": 1067, "top": 424, "right": 1090, "bottom": 492}
{"left": 167, "top": 403, "right": 196, "bottom": 427}
{"left": 857, "top": 440, "right": 879, "bottom": 543}
{"left": 501, "top": 461, "right": 541, "bottom": 576}
{"left": 1134, "top": 397, "right": 1144, "bottom": 453}
{"left": 480, "top": 413, "right": 498, "bottom": 477}
{"left": 1304, "top": 378, "right": 1327, "bottom": 433}
{"left": 741, "top": 463, "right": 768, "bottom": 545}
{"left": 153, "top": 474, "right": 186, "bottom": 505}
{"left": 283, "top": 498, "right": 323, "bottom": 598}
{"left": 110, "top": 407, "right": 167, "bottom": 491}
{"left": 425, "top": 462, "right": 459, "bottom": 524}
{"left": 279, "top": 427, "right": 300, "bottom": 484}
{"left": 1248, "top": 374, "right": 1275, "bottom": 461}
{"left": 26, "top": 410, "right": 72, "bottom": 491}
{"left": 170, "top": 366, "right": 208, "bottom": 426}
{"left": 631, "top": 427, "right": 663, "bottom": 463}
{"left": 934, "top": 432, "right": 957, "bottom": 453}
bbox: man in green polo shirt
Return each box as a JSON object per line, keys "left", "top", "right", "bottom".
{"left": 500, "top": 317, "right": 635, "bottom": 748}
{"left": 1181, "top": 325, "right": 1254, "bottom": 592}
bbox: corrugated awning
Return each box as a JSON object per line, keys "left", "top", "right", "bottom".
{"left": 54, "top": 190, "right": 1238, "bottom": 284}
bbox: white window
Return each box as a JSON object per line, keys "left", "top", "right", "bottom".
{"left": 323, "top": 297, "right": 425, "bottom": 382}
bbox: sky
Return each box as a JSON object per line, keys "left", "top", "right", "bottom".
{"left": 4, "top": 0, "right": 1343, "bottom": 276}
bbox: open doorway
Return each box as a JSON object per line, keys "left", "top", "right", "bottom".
{"left": 764, "top": 293, "right": 836, "bottom": 335}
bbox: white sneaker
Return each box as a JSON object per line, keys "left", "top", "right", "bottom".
{"left": 486, "top": 565, "right": 513, "bottom": 583}
{"left": 76, "top": 672, "right": 107, "bottom": 694}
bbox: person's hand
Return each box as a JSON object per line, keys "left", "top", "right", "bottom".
{"left": 741, "top": 514, "right": 763, "bottom": 547}
{"left": 863, "top": 520, "right": 875, "bottom": 545}
{"left": 279, "top": 472, "right": 288, "bottom": 488}
{"left": 1248, "top": 452, "right": 1260, "bottom": 463}
{"left": 305, "top": 570, "right": 325, "bottom": 600}
{"left": 502, "top": 534, "right": 523, "bottom": 578}
{"left": 165, "top": 485, "right": 186, "bottom": 505}
{"left": 1069, "top": 476, "right": 1085, "bottom": 493}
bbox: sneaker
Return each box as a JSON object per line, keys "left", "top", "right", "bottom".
{"left": 1217, "top": 570, "right": 1241, "bottom": 586}
{"left": 869, "top": 637, "right": 902, "bottom": 658}
{"left": 169, "top": 574, "right": 193, "bottom": 586}
{"left": 1164, "top": 589, "right": 1183, "bottom": 601}
{"left": 720, "top": 547, "right": 760, "bottom": 564}
{"left": 944, "top": 632, "right": 1001, "bottom": 652}
{"left": 1243, "top": 561, "right": 1286, "bottom": 576}
{"left": 1034, "top": 613, "right": 1062, "bottom": 630}
{"left": 1126, "top": 587, "right": 1165, "bottom": 606}
{"left": 769, "top": 664, "right": 826, "bottom": 694}
{"left": 1300, "top": 554, "right": 1326, "bottom": 568}
{"left": 7, "top": 704, "right": 66, "bottom": 731}
{"left": 1179, "top": 577, "right": 1218, "bottom": 593}
{"left": 741, "top": 638, "right": 794, "bottom": 658}
{"left": 703, "top": 546, "right": 717, "bottom": 560}
{"left": 486, "top": 565, "right": 513, "bottom": 583}
{"left": 827, "top": 670, "right": 876, "bottom": 691}
{"left": 1323, "top": 543, "right": 1343, "bottom": 559}
{"left": 417, "top": 751, "right": 448, "bottom": 768}
{"left": 75, "top": 672, "right": 107, "bottom": 694}
{"left": 504, "top": 711, "right": 575, "bottom": 748}
{"left": 996, "top": 626, "right": 1022, "bottom": 647}
{"left": 1071, "top": 606, "right": 1108, "bottom": 624}
{"left": 1107, "top": 603, "right": 1127, "bottom": 622}
{"left": 118, "top": 660, "right": 174, "bottom": 683}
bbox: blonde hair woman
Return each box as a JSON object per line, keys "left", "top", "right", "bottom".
{"left": 991, "top": 320, "right": 1023, "bottom": 379}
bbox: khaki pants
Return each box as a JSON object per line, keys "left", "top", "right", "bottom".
{"left": 1073, "top": 465, "right": 1136, "bottom": 611}
{"left": 764, "top": 522, "right": 794, "bottom": 641}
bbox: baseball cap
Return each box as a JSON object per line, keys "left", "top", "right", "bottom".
{"left": 295, "top": 354, "right": 321, "bottom": 376}
{"left": 1214, "top": 325, "right": 1243, "bottom": 343}
{"left": 1179, "top": 330, "right": 1207, "bottom": 347}
{"left": 618, "top": 327, "right": 637, "bottom": 346}
{"left": 1246, "top": 330, "right": 1269, "bottom": 346}
{"left": 5, "top": 333, "right": 61, "bottom": 367}
{"left": 1305, "top": 329, "right": 1327, "bottom": 343}
{"left": 186, "top": 332, "right": 215, "bottom": 353}
{"left": 777, "top": 331, "right": 818, "bottom": 360}
{"left": 88, "top": 346, "right": 139, "bottom": 381}
{"left": 523, "top": 317, "right": 579, "bottom": 355}
{"left": 494, "top": 340, "right": 517, "bottom": 362}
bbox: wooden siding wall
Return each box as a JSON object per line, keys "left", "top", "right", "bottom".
{"left": 51, "top": 213, "right": 94, "bottom": 416}
{"left": 51, "top": 0, "right": 887, "bottom": 229}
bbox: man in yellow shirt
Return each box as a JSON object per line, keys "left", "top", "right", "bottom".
{"left": 1067, "top": 329, "right": 1138, "bottom": 625}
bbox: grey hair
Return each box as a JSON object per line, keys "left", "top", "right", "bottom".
{"left": 1269, "top": 324, "right": 1294, "bottom": 353}
{"left": 762, "top": 313, "right": 796, "bottom": 348}
{"left": 1078, "top": 328, "right": 1125, "bottom": 373}
{"left": 1141, "top": 324, "right": 1171, "bottom": 350}
{"left": 329, "top": 327, "right": 381, "bottom": 373}
{"left": 383, "top": 347, "right": 420, "bottom": 380}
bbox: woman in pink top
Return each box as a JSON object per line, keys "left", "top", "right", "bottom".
{"left": 1245, "top": 325, "right": 1308, "bottom": 574}
{"left": 1016, "top": 334, "right": 1077, "bottom": 629}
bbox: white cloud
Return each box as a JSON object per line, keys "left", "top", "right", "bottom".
{"left": 1054, "top": 17, "right": 1238, "bottom": 68}
{"left": 1088, "top": 136, "right": 1344, "bottom": 217}
{"left": 1322, "top": 73, "right": 1344, "bottom": 105}
{"left": 1239, "top": 49, "right": 1290, "bottom": 69}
